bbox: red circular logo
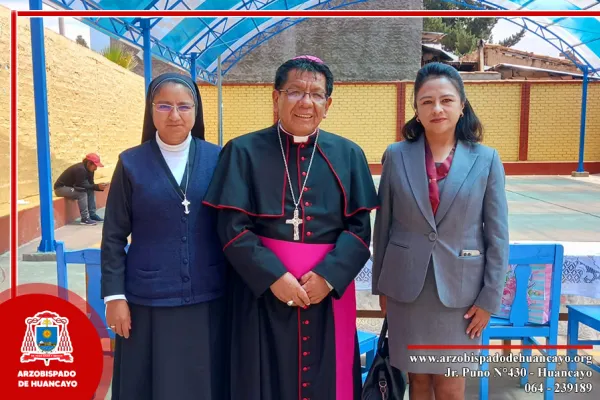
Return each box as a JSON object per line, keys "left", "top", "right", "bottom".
{"left": 0, "top": 284, "right": 112, "bottom": 400}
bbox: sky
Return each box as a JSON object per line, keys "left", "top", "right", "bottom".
{"left": 1, "top": 0, "right": 98, "bottom": 47}
{"left": 0, "top": 0, "right": 565, "bottom": 60}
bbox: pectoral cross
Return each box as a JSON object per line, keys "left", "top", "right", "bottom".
{"left": 285, "top": 207, "right": 303, "bottom": 241}
{"left": 182, "top": 197, "right": 190, "bottom": 215}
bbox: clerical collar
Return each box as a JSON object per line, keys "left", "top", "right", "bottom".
{"left": 278, "top": 122, "right": 318, "bottom": 143}
{"left": 156, "top": 131, "right": 191, "bottom": 152}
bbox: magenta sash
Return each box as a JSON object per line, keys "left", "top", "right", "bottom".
{"left": 259, "top": 236, "right": 357, "bottom": 400}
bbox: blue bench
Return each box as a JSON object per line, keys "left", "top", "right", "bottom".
{"left": 55, "top": 241, "right": 115, "bottom": 347}
{"left": 566, "top": 305, "right": 600, "bottom": 383}
{"left": 358, "top": 329, "right": 378, "bottom": 382}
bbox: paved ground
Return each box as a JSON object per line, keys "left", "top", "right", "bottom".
{"left": 1, "top": 175, "right": 599, "bottom": 399}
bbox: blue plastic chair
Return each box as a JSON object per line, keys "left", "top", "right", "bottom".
{"left": 479, "top": 243, "right": 564, "bottom": 400}
{"left": 358, "top": 329, "right": 378, "bottom": 383}
{"left": 566, "top": 305, "right": 600, "bottom": 382}
{"left": 55, "top": 241, "right": 114, "bottom": 345}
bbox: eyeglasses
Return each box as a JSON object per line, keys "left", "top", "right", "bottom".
{"left": 152, "top": 103, "right": 195, "bottom": 113}
{"left": 278, "top": 89, "right": 328, "bottom": 103}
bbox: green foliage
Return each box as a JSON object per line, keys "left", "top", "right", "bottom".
{"left": 100, "top": 44, "right": 138, "bottom": 70}
{"left": 499, "top": 28, "right": 526, "bottom": 47}
{"left": 423, "top": 0, "right": 498, "bottom": 56}
{"left": 75, "top": 35, "right": 88, "bottom": 48}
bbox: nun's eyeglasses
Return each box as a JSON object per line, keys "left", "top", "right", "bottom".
{"left": 152, "top": 103, "right": 194, "bottom": 113}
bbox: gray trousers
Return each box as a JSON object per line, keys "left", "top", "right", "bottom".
{"left": 54, "top": 186, "right": 96, "bottom": 219}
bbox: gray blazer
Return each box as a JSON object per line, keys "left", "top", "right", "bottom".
{"left": 371, "top": 135, "right": 509, "bottom": 314}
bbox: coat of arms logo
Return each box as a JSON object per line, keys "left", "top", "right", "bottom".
{"left": 20, "top": 311, "right": 74, "bottom": 366}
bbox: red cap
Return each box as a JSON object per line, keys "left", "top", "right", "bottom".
{"left": 85, "top": 153, "right": 104, "bottom": 167}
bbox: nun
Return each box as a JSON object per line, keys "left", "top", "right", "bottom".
{"left": 100, "top": 72, "right": 228, "bottom": 400}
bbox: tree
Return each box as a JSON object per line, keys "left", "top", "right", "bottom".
{"left": 423, "top": 0, "right": 497, "bottom": 55}
{"left": 76, "top": 35, "right": 89, "bottom": 48}
{"left": 499, "top": 28, "right": 526, "bottom": 47}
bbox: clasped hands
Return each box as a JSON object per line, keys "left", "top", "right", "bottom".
{"left": 270, "top": 271, "right": 331, "bottom": 308}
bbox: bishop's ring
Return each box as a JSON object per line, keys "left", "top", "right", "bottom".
{"left": 287, "top": 300, "right": 294, "bottom": 307}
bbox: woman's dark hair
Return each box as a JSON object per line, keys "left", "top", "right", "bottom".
{"left": 274, "top": 57, "right": 334, "bottom": 97}
{"left": 402, "top": 62, "right": 483, "bottom": 143}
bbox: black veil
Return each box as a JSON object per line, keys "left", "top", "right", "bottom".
{"left": 141, "top": 73, "right": 205, "bottom": 143}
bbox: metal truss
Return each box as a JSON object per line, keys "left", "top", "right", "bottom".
{"left": 443, "top": 0, "right": 600, "bottom": 77}
{"left": 41, "top": 0, "right": 599, "bottom": 81}
{"left": 216, "top": 0, "right": 372, "bottom": 76}
{"left": 43, "top": 0, "right": 218, "bottom": 84}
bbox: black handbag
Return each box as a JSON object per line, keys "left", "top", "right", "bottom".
{"left": 361, "top": 317, "right": 406, "bottom": 400}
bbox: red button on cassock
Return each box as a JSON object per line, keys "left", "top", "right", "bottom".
{"left": 302, "top": 171, "right": 307, "bottom": 176}
{"left": 304, "top": 320, "right": 310, "bottom": 325}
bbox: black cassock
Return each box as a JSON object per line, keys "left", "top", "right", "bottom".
{"left": 203, "top": 125, "right": 378, "bottom": 400}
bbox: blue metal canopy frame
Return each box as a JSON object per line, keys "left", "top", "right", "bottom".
{"left": 26, "top": 1, "right": 600, "bottom": 252}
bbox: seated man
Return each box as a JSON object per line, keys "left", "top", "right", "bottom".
{"left": 54, "top": 153, "right": 108, "bottom": 225}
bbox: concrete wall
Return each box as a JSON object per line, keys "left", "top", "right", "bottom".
{"left": 0, "top": 6, "right": 145, "bottom": 217}
{"left": 224, "top": 0, "right": 423, "bottom": 83}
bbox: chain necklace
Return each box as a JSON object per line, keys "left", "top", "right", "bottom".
{"left": 277, "top": 122, "right": 319, "bottom": 241}
{"left": 180, "top": 158, "right": 191, "bottom": 214}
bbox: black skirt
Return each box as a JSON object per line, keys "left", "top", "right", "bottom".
{"left": 111, "top": 296, "right": 228, "bottom": 400}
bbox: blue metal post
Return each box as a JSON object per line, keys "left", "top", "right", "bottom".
{"left": 141, "top": 19, "right": 152, "bottom": 93}
{"left": 29, "top": 0, "right": 55, "bottom": 252}
{"left": 190, "top": 53, "right": 197, "bottom": 83}
{"left": 576, "top": 66, "right": 589, "bottom": 174}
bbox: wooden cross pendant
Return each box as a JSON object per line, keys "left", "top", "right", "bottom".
{"left": 182, "top": 197, "right": 190, "bottom": 214}
{"left": 285, "top": 208, "right": 303, "bottom": 241}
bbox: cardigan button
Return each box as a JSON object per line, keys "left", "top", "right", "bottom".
{"left": 181, "top": 217, "right": 186, "bottom": 222}
{"left": 183, "top": 258, "right": 188, "bottom": 264}
{"left": 428, "top": 232, "right": 437, "bottom": 242}
{"left": 182, "top": 236, "right": 187, "bottom": 242}
{"left": 184, "top": 297, "right": 190, "bottom": 303}
{"left": 183, "top": 277, "right": 190, "bottom": 282}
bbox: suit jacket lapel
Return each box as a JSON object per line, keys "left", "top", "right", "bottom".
{"left": 434, "top": 140, "right": 478, "bottom": 224}
{"left": 401, "top": 135, "right": 436, "bottom": 230}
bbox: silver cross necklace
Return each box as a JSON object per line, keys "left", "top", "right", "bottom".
{"left": 277, "top": 123, "right": 319, "bottom": 241}
{"left": 181, "top": 160, "right": 190, "bottom": 214}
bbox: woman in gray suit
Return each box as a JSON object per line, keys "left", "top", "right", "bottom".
{"left": 372, "top": 62, "right": 509, "bottom": 399}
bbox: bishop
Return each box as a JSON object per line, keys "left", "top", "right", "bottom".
{"left": 202, "top": 56, "right": 378, "bottom": 400}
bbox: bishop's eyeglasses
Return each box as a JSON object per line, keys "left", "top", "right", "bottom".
{"left": 278, "top": 89, "right": 328, "bottom": 103}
